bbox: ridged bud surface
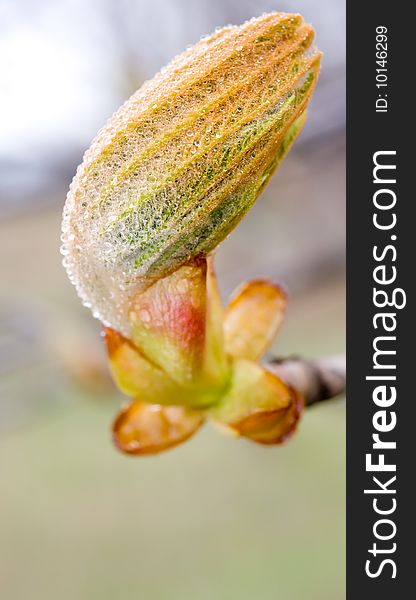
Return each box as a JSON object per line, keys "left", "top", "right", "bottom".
{"left": 62, "top": 12, "right": 321, "bottom": 335}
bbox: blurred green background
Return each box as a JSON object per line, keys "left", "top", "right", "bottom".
{"left": 0, "top": 1, "right": 345, "bottom": 598}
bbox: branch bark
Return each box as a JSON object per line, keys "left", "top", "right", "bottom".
{"left": 267, "top": 354, "right": 346, "bottom": 406}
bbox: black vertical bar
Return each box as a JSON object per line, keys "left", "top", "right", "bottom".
{"left": 347, "top": 1, "right": 414, "bottom": 596}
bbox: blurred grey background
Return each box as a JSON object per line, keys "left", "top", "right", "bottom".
{"left": 0, "top": 1, "right": 345, "bottom": 599}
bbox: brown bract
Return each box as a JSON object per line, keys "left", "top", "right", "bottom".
{"left": 113, "top": 402, "right": 204, "bottom": 455}
{"left": 229, "top": 387, "right": 304, "bottom": 445}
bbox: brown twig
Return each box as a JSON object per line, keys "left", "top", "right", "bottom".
{"left": 267, "top": 354, "right": 346, "bottom": 406}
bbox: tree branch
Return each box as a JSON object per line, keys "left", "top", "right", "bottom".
{"left": 267, "top": 354, "right": 346, "bottom": 406}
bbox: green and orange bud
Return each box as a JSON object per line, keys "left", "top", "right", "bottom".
{"left": 61, "top": 12, "right": 321, "bottom": 455}
{"left": 62, "top": 12, "right": 321, "bottom": 336}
